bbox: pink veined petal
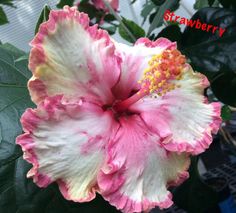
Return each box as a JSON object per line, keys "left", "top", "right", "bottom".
{"left": 92, "top": 0, "right": 119, "bottom": 11}
{"left": 28, "top": 6, "right": 121, "bottom": 105}
{"left": 16, "top": 95, "right": 118, "bottom": 202}
{"left": 112, "top": 37, "right": 176, "bottom": 100}
{"left": 98, "top": 115, "right": 190, "bottom": 213}
{"left": 130, "top": 65, "right": 222, "bottom": 155}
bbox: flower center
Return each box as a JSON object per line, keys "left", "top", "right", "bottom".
{"left": 113, "top": 49, "right": 187, "bottom": 112}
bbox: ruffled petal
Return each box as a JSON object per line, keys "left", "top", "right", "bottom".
{"left": 98, "top": 115, "right": 190, "bottom": 213}
{"left": 16, "top": 96, "right": 118, "bottom": 202}
{"left": 112, "top": 38, "right": 176, "bottom": 99}
{"left": 29, "top": 6, "right": 120, "bottom": 105}
{"left": 130, "top": 65, "right": 221, "bottom": 155}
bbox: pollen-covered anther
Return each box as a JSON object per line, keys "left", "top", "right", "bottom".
{"left": 139, "top": 49, "right": 187, "bottom": 97}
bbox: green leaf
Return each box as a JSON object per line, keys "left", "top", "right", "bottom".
{"left": 0, "top": 140, "right": 22, "bottom": 166}
{"left": 173, "top": 157, "right": 218, "bottom": 213}
{"left": 151, "top": 0, "right": 166, "bottom": 6}
{"left": 78, "top": 1, "right": 104, "bottom": 22}
{"left": 56, "top": 0, "right": 75, "bottom": 8}
{"left": 0, "top": 155, "right": 120, "bottom": 213}
{"left": 181, "top": 8, "right": 236, "bottom": 73}
{"left": 211, "top": 72, "right": 236, "bottom": 106}
{"left": 208, "top": 0, "right": 220, "bottom": 6}
{"left": 221, "top": 105, "right": 232, "bottom": 121}
{"left": 219, "top": 0, "right": 236, "bottom": 8}
{"left": 118, "top": 17, "right": 145, "bottom": 43}
{"left": 181, "top": 8, "right": 236, "bottom": 105}
{"left": 0, "top": 0, "right": 16, "bottom": 8}
{"left": 156, "top": 25, "right": 182, "bottom": 45}
{"left": 147, "top": 0, "right": 180, "bottom": 36}
{"left": 104, "top": 14, "right": 116, "bottom": 22}
{"left": 141, "top": 1, "right": 155, "bottom": 25}
{"left": 194, "top": 0, "right": 209, "bottom": 9}
{"left": 0, "top": 6, "right": 8, "bottom": 25}
{"left": 0, "top": 43, "right": 26, "bottom": 59}
{"left": 0, "top": 44, "right": 34, "bottom": 144}
{"left": 34, "top": 5, "right": 51, "bottom": 35}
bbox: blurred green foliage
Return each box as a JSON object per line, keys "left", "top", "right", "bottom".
{"left": 0, "top": 0, "right": 16, "bottom": 25}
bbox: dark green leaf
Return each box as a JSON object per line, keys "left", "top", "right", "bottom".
{"left": 118, "top": 17, "right": 145, "bottom": 43}
{"left": 221, "top": 105, "right": 232, "bottom": 121}
{"left": 211, "top": 72, "right": 236, "bottom": 106}
{"left": 147, "top": 0, "right": 180, "bottom": 36}
{"left": 219, "top": 0, "right": 236, "bottom": 8}
{"left": 0, "top": 155, "right": 121, "bottom": 213}
{"left": 0, "top": 44, "right": 34, "bottom": 144}
{"left": 0, "top": 0, "right": 16, "bottom": 8}
{"left": 0, "top": 43, "right": 26, "bottom": 59}
{"left": 181, "top": 8, "right": 236, "bottom": 105}
{"left": 173, "top": 157, "right": 218, "bottom": 213}
{"left": 151, "top": 0, "right": 166, "bottom": 6}
{"left": 208, "top": 0, "right": 220, "bottom": 6}
{"left": 0, "top": 6, "right": 8, "bottom": 25}
{"left": 78, "top": 1, "right": 104, "bottom": 21}
{"left": 194, "top": 0, "right": 210, "bottom": 9}
{"left": 149, "top": 10, "right": 158, "bottom": 24}
{"left": 0, "top": 140, "right": 22, "bottom": 166}
{"left": 156, "top": 25, "right": 182, "bottom": 46}
{"left": 141, "top": 1, "right": 155, "bottom": 25}
{"left": 56, "top": 0, "right": 75, "bottom": 8}
{"left": 208, "top": 0, "right": 215, "bottom": 5}
{"left": 34, "top": 5, "right": 51, "bottom": 35}
{"left": 104, "top": 14, "right": 116, "bottom": 22}
{"left": 181, "top": 7, "right": 236, "bottom": 73}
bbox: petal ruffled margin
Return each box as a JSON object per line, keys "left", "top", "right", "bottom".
{"left": 29, "top": 6, "right": 121, "bottom": 105}
{"left": 112, "top": 37, "right": 176, "bottom": 100}
{"left": 16, "top": 96, "right": 118, "bottom": 202}
{"left": 98, "top": 115, "right": 190, "bottom": 213}
{"left": 130, "top": 65, "right": 222, "bottom": 155}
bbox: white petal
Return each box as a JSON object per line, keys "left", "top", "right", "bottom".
{"left": 16, "top": 96, "right": 118, "bottom": 202}
{"left": 130, "top": 66, "right": 221, "bottom": 154}
{"left": 28, "top": 6, "right": 120, "bottom": 105}
{"left": 113, "top": 38, "right": 176, "bottom": 99}
{"left": 98, "top": 115, "right": 190, "bottom": 213}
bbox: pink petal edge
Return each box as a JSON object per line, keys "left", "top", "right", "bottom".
{"left": 29, "top": 6, "right": 113, "bottom": 72}
{"left": 28, "top": 6, "right": 119, "bottom": 104}
{"left": 135, "top": 37, "right": 177, "bottom": 49}
{"left": 163, "top": 101, "right": 222, "bottom": 155}
{"left": 99, "top": 166, "right": 190, "bottom": 213}
{"left": 16, "top": 118, "right": 53, "bottom": 188}
{"left": 16, "top": 95, "right": 101, "bottom": 202}
{"left": 167, "top": 157, "right": 190, "bottom": 187}
{"left": 98, "top": 116, "right": 191, "bottom": 213}
{"left": 101, "top": 192, "right": 174, "bottom": 213}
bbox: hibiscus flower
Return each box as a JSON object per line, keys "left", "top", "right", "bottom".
{"left": 16, "top": 6, "right": 221, "bottom": 213}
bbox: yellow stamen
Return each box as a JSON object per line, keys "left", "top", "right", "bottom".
{"left": 138, "top": 49, "right": 187, "bottom": 97}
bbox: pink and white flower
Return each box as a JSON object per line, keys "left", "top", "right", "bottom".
{"left": 16, "top": 6, "right": 221, "bottom": 213}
